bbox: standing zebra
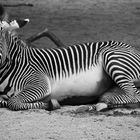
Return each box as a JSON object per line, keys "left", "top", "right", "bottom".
{"left": 0, "top": 23, "right": 140, "bottom": 111}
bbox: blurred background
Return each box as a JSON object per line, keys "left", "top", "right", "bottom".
{"left": 1, "top": 0, "right": 140, "bottom": 50}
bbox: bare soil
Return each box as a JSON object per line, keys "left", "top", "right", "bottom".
{"left": 0, "top": 0, "right": 140, "bottom": 139}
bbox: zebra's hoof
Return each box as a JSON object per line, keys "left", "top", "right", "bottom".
{"left": 48, "top": 99, "right": 60, "bottom": 111}
{"left": 95, "top": 103, "right": 108, "bottom": 111}
{"left": 75, "top": 105, "right": 96, "bottom": 113}
{"left": 76, "top": 106, "right": 90, "bottom": 113}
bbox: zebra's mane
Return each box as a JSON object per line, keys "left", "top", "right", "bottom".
{"left": 4, "top": 29, "right": 28, "bottom": 49}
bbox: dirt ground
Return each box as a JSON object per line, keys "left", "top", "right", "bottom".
{"left": 1, "top": 0, "right": 140, "bottom": 139}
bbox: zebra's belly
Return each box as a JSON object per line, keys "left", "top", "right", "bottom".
{"left": 51, "top": 65, "right": 113, "bottom": 104}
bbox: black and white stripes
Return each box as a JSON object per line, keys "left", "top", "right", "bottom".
{"left": 30, "top": 42, "right": 101, "bottom": 80}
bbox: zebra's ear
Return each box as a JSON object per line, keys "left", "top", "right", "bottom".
{"left": 0, "top": 19, "right": 29, "bottom": 31}
{"left": 9, "top": 19, "right": 30, "bottom": 29}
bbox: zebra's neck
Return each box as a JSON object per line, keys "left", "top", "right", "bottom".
{"left": 0, "top": 36, "right": 29, "bottom": 83}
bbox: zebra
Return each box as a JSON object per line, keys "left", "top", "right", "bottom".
{"left": 0, "top": 24, "right": 140, "bottom": 111}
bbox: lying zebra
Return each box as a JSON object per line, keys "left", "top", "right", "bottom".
{"left": 0, "top": 20, "right": 140, "bottom": 112}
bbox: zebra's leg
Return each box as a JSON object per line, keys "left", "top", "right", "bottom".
{"left": 6, "top": 83, "right": 52, "bottom": 111}
{"left": 93, "top": 79, "right": 140, "bottom": 111}
{"left": 95, "top": 85, "right": 140, "bottom": 111}
{"left": 0, "top": 99, "right": 8, "bottom": 108}
{"left": 48, "top": 99, "right": 61, "bottom": 111}
{"left": 0, "top": 100, "right": 8, "bottom": 108}
{"left": 7, "top": 93, "right": 49, "bottom": 111}
{"left": 93, "top": 78, "right": 140, "bottom": 111}
{"left": 7, "top": 95, "right": 61, "bottom": 111}
{"left": 0, "top": 95, "right": 9, "bottom": 108}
